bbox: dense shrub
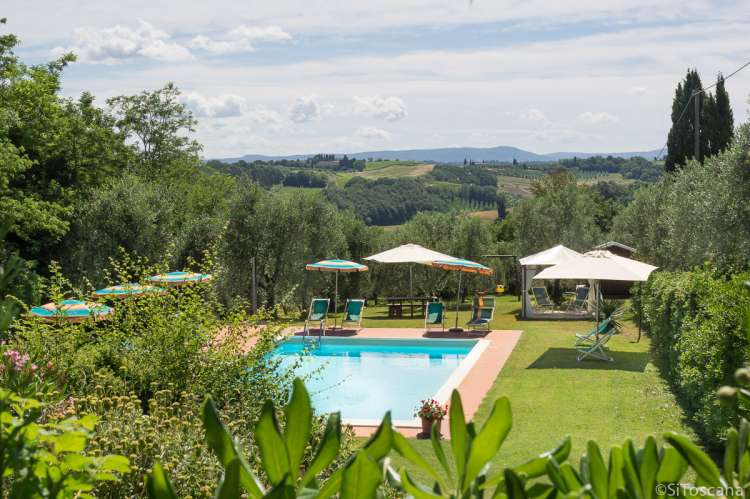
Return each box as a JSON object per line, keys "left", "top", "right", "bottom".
{"left": 641, "top": 267, "right": 750, "bottom": 445}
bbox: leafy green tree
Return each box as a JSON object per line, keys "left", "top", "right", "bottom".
{"left": 510, "top": 171, "right": 602, "bottom": 256}
{"left": 107, "top": 83, "right": 200, "bottom": 177}
{"left": 0, "top": 22, "right": 133, "bottom": 269}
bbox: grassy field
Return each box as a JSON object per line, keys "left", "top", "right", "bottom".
{"left": 468, "top": 209, "right": 499, "bottom": 222}
{"left": 498, "top": 172, "right": 632, "bottom": 198}
{"left": 355, "top": 162, "right": 434, "bottom": 179}
{"left": 317, "top": 295, "right": 694, "bottom": 482}
{"left": 364, "top": 160, "right": 425, "bottom": 171}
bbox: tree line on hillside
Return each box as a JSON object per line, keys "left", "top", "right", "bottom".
{"left": 324, "top": 177, "right": 500, "bottom": 226}
{"left": 428, "top": 164, "right": 498, "bottom": 185}
{"left": 559, "top": 156, "right": 663, "bottom": 182}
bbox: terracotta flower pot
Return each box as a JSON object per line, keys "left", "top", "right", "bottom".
{"left": 421, "top": 417, "right": 443, "bottom": 435}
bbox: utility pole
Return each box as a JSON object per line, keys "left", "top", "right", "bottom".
{"left": 693, "top": 89, "right": 701, "bottom": 161}
{"left": 251, "top": 256, "right": 257, "bottom": 313}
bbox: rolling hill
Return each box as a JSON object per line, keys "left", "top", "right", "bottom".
{"left": 219, "top": 145, "right": 662, "bottom": 163}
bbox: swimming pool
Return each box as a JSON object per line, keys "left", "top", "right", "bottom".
{"left": 273, "top": 337, "right": 486, "bottom": 424}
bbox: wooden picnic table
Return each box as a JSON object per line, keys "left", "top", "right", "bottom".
{"left": 386, "top": 296, "right": 432, "bottom": 319}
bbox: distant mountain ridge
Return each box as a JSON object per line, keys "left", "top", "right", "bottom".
{"left": 218, "top": 145, "right": 662, "bottom": 163}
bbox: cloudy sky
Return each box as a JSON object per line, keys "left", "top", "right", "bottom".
{"left": 4, "top": 1, "right": 750, "bottom": 157}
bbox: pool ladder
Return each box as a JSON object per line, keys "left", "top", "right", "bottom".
{"left": 303, "top": 318, "right": 326, "bottom": 345}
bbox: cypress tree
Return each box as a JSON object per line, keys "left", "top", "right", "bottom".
{"left": 706, "top": 74, "right": 734, "bottom": 155}
{"left": 665, "top": 69, "right": 705, "bottom": 171}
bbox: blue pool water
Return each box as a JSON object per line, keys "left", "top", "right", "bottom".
{"left": 273, "top": 337, "right": 477, "bottom": 420}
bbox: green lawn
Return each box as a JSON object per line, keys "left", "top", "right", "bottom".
{"left": 328, "top": 295, "right": 695, "bottom": 482}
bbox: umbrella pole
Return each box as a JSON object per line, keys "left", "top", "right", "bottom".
{"left": 454, "top": 272, "right": 462, "bottom": 331}
{"left": 334, "top": 271, "right": 339, "bottom": 330}
{"left": 409, "top": 264, "right": 413, "bottom": 298}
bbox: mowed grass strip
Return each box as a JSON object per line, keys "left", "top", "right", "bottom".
{"left": 326, "top": 295, "right": 694, "bottom": 483}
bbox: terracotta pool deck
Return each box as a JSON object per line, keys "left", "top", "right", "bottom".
{"left": 288, "top": 327, "right": 522, "bottom": 437}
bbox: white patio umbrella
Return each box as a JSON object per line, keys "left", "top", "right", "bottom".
{"left": 364, "top": 243, "right": 456, "bottom": 296}
{"left": 533, "top": 250, "right": 657, "bottom": 326}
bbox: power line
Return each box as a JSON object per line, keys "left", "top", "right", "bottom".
{"left": 656, "top": 59, "right": 750, "bottom": 160}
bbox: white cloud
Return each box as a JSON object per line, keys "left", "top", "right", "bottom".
{"left": 355, "top": 126, "right": 392, "bottom": 140}
{"left": 520, "top": 108, "right": 548, "bottom": 122}
{"left": 180, "top": 92, "right": 245, "bottom": 118}
{"left": 629, "top": 86, "right": 648, "bottom": 95}
{"left": 289, "top": 96, "right": 321, "bottom": 123}
{"left": 577, "top": 111, "right": 620, "bottom": 124}
{"left": 188, "top": 25, "right": 291, "bottom": 54}
{"left": 353, "top": 95, "right": 407, "bottom": 121}
{"left": 53, "top": 20, "right": 191, "bottom": 63}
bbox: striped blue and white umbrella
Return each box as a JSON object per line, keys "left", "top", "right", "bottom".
{"left": 305, "top": 259, "right": 368, "bottom": 273}
{"left": 30, "top": 299, "right": 113, "bottom": 323}
{"left": 93, "top": 283, "right": 166, "bottom": 298}
{"left": 305, "top": 260, "right": 368, "bottom": 327}
{"left": 431, "top": 258, "right": 493, "bottom": 331}
{"left": 147, "top": 271, "right": 212, "bottom": 286}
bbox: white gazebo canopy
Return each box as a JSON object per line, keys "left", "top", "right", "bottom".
{"left": 534, "top": 250, "right": 657, "bottom": 282}
{"left": 533, "top": 250, "right": 658, "bottom": 325}
{"left": 519, "top": 245, "right": 583, "bottom": 319}
{"left": 364, "top": 243, "right": 456, "bottom": 296}
{"left": 519, "top": 244, "right": 582, "bottom": 267}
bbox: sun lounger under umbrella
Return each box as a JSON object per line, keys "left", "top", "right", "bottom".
{"left": 30, "top": 299, "right": 113, "bottom": 323}
{"left": 147, "top": 271, "right": 211, "bottom": 286}
{"left": 430, "top": 258, "right": 493, "bottom": 332}
{"left": 305, "top": 259, "right": 368, "bottom": 329}
{"left": 93, "top": 283, "right": 166, "bottom": 298}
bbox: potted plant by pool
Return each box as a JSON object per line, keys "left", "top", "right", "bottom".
{"left": 414, "top": 398, "right": 448, "bottom": 437}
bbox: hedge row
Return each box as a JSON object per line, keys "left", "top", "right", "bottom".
{"left": 641, "top": 267, "right": 750, "bottom": 446}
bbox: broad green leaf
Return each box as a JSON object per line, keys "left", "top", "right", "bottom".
{"left": 363, "top": 411, "right": 393, "bottom": 461}
{"left": 664, "top": 432, "right": 722, "bottom": 487}
{"left": 505, "top": 468, "right": 528, "bottom": 499}
{"left": 545, "top": 459, "right": 569, "bottom": 493}
{"left": 316, "top": 467, "right": 343, "bottom": 499}
{"left": 392, "top": 432, "right": 444, "bottom": 487}
{"left": 300, "top": 412, "right": 341, "bottom": 488}
{"left": 608, "top": 446, "right": 625, "bottom": 498}
{"left": 62, "top": 453, "right": 92, "bottom": 472}
{"left": 284, "top": 378, "right": 313, "bottom": 480}
{"left": 449, "top": 390, "right": 468, "bottom": 486}
{"left": 431, "top": 422, "right": 452, "bottom": 483}
{"left": 639, "top": 437, "right": 659, "bottom": 499}
{"left": 559, "top": 462, "right": 583, "bottom": 491}
{"left": 77, "top": 414, "right": 98, "bottom": 431}
{"left": 513, "top": 436, "right": 572, "bottom": 479}
{"left": 256, "top": 400, "right": 291, "bottom": 484}
{"left": 586, "top": 440, "right": 608, "bottom": 499}
{"left": 464, "top": 397, "right": 512, "bottom": 489}
{"left": 400, "top": 469, "right": 444, "bottom": 499}
{"left": 215, "top": 458, "right": 241, "bottom": 499}
{"left": 263, "top": 474, "right": 295, "bottom": 499}
{"left": 146, "top": 463, "right": 178, "bottom": 499}
{"left": 98, "top": 455, "right": 131, "bottom": 473}
{"left": 724, "top": 428, "right": 739, "bottom": 480}
{"left": 202, "top": 396, "right": 265, "bottom": 497}
{"left": 54, "top": 431, "right": 87, "bottom": 453}
{"left": 656, "top": 447, "right": 687, "bottom": 483}
{"left": 621, "top": 440, "right": 643, "bottom": 499}
{"left": 340, "top": 452, "right": 383, "bottom": 499}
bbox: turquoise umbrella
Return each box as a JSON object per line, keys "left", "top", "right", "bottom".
{"left": 30, "top": 299, "right": 113, "bottom": 323}
{"left": 305, "top": 259, "right": 368, "bottom": 328}
{"left": 431, "top": 258, "right": 493, "bottom": 332}
{"left": 147, "top": 271, "right": 211, "bottom": 286}
{"left": 93, "top": 283, "right": 166, "bottom": 298}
